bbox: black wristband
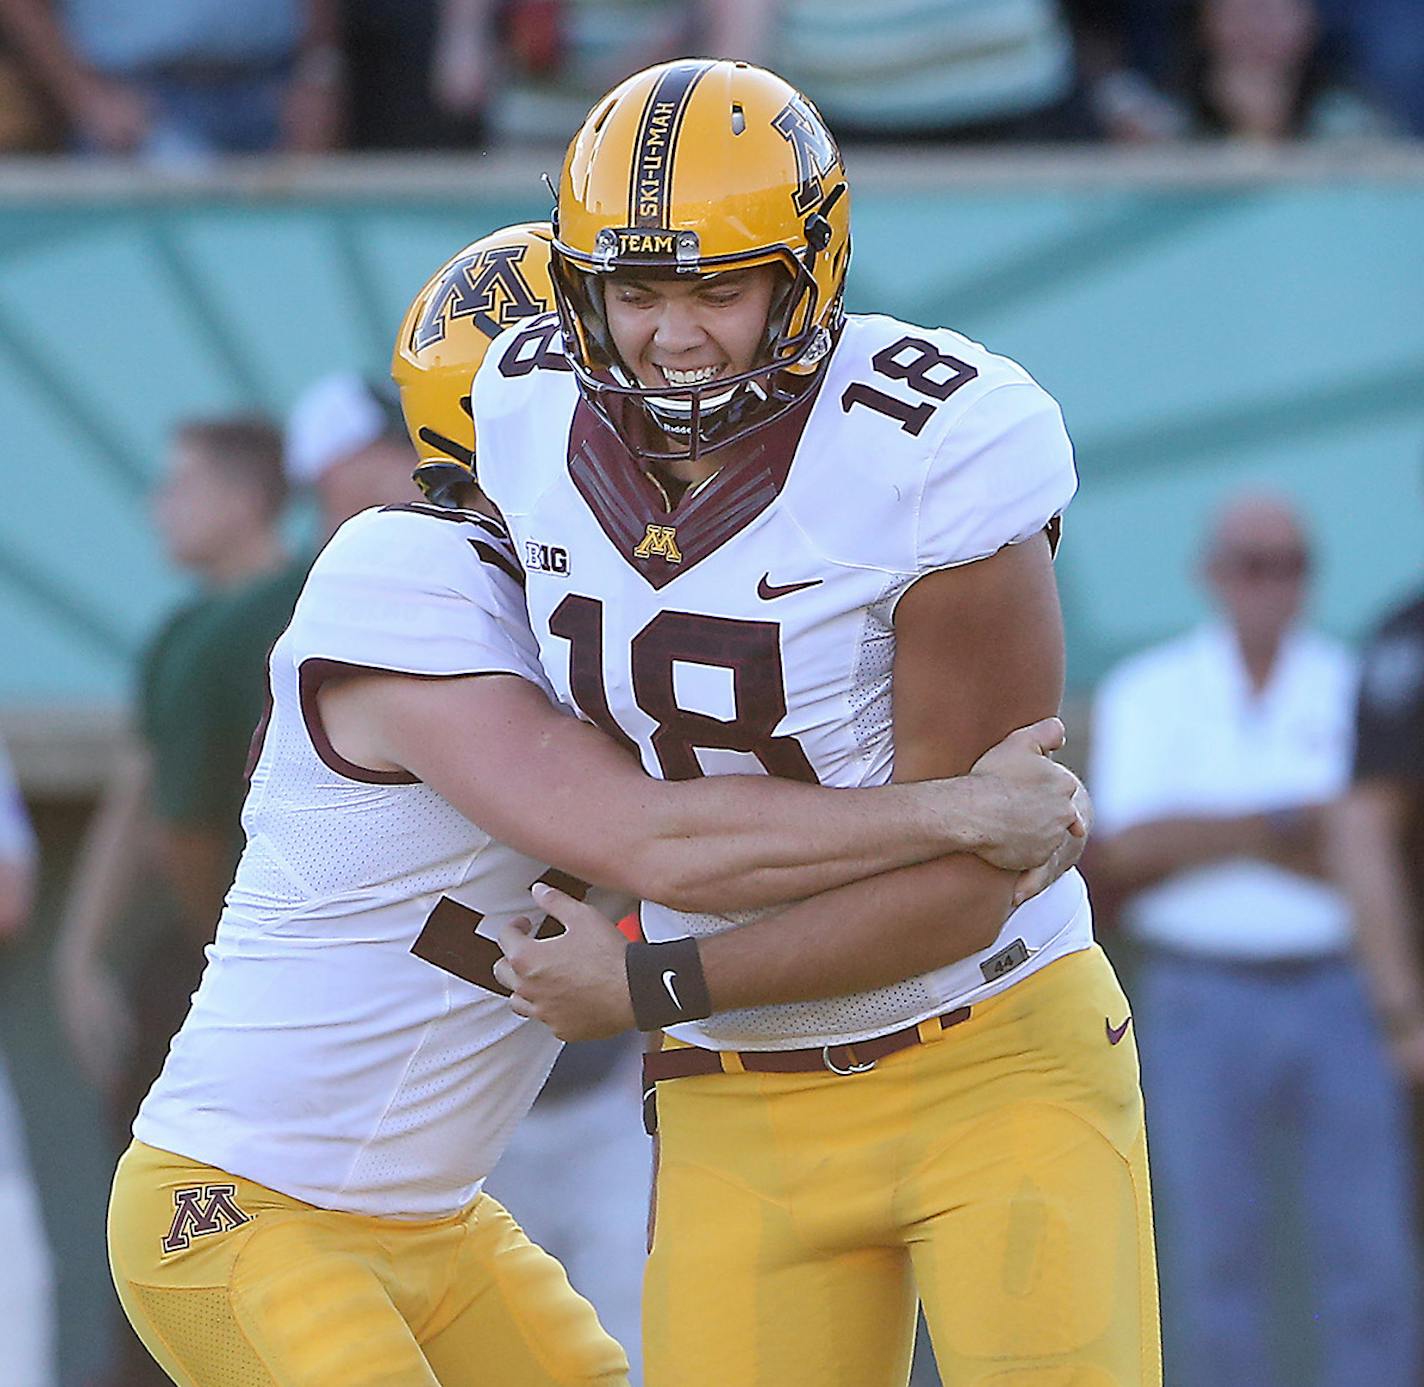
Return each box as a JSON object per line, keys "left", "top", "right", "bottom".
{"left": 625, "top": 937, "right": 712, "bottom": 1032}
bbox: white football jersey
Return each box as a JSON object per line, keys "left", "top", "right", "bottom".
{"left": 136, "top": 505, "right": 589, "bottom": 1220}
{"left": 475, "top": 311, "right": 1093, "bottom": 1051}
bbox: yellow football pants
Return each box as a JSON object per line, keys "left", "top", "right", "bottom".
{"left": 646, "top": 945, "right": 1160, "bottom": 1387}
{"left": 108, "top": 1141, "right": 630, "bottom": 1387}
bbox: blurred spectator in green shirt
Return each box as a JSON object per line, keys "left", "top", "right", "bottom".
{"left": 56, "top": 418, "right": 292, "bottom": 1115}
{"left": 55, "top": 416, "right": 294, "bottom": 1387}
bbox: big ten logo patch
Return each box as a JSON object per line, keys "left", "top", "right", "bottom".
{"left": 633, "top": 524, "right": 682, "bottom": 564}
{"left": 525, "top": 541, "right": 570, "bottom": 575}
{"left": 163, "top": 1184, "right": 251, "bottom": 1253}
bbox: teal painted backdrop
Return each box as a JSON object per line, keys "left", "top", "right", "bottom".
{"left": 0, "top": 154, "right": 1420, "bottom": 1385}
{"left": 1, "top": 164, "right": 1422, "bottom": 712}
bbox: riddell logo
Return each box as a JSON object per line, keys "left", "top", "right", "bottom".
{"left": 162, "top": 1184, "right": 250, "bottom": 1253}
{"left": 525, "top": 541, "right": 570, "bottom": 575}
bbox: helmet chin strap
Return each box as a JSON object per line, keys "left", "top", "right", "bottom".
{"left": 650, "top": 376, "right": 777, "bottom": 468}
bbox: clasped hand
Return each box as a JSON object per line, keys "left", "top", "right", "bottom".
{"left": 496, "top": 719, "right": 1090, "bottom": 1042}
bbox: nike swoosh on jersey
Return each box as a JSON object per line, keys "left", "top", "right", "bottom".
{"left": 662, "top": 970, "right": 682, "bottom": 1010}
{"left": 757, "top": 574, "right": 823, "bottom": 600}
{"left": 1106, "top": 1015, "right": 1133, "bottom": 1045}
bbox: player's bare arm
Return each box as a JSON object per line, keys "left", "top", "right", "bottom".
{"left": 503, "top": 532, "right": 1082, "bottom": 1037}
{"left": 699, "top": 531, "right": 1078, "bottom": 1001}
{"left": 317, "top": 666, "right": 1082, "bottom": 914}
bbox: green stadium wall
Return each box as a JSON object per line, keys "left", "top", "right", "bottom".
{"left": 1, "top": 151, "right": 1421, "bottom": 724}
{"left": 0, "top": 148, "right": 1421, "bottom": 1384}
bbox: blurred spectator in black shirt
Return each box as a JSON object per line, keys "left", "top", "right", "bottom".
{"left": 1335, "top": 580, "right": 1424, "bottom": 1084}
{"left": 344, "top": 0, "right": 491, "bottom": 150}
{"left": 1073, "top": 0, "right": 1398, "bottom": 140}
{"left": 1314, "top": 0, "right": 1424, "bottom": 135}
{"left": 1072, "top": 0, "right": 1191, "bottom": 140}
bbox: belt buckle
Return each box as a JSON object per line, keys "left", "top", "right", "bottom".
{"left": 822, "top": 1044, "right": 875, "bottom": 1076}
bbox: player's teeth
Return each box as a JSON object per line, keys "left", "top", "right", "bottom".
{"left": 663, "top": 366, "right": 720, "bottom": 385}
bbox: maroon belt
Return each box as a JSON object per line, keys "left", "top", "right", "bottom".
{"left": 642, "top": 1005, "right": 973, "bottom": 1086}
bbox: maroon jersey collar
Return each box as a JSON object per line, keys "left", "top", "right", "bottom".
{"left": 566, "top": 382, "right": 821, "bottom": 591}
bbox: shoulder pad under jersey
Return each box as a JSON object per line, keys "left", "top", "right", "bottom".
{"left": 286, "top": 505, "right": 546, "bottom": 686}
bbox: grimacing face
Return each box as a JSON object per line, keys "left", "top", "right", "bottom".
{"left": 601, "top": 265, "right": 779, "bottom": 396}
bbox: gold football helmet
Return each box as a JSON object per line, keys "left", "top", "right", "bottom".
{"left": 392, "top": 222, "right": 555, "bottom": 505}
{"left": 551, "top": 59, "right": 851, "bottom": 461}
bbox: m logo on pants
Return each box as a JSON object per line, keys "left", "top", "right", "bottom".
{"left": 162, "top": 1185, "right": 250, "bottom": 1253}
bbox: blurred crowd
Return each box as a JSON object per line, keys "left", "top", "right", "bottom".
{"left": 0, "top": 0, "right": 1418, "bottom": 163}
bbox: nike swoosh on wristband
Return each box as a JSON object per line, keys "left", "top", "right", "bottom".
{"left": 662, "top": 970, "right": 682, "bottom": 1010}
{"left": 757, "top": 574, "right": 823, "bottom": 601}
{"left": 1106, "top": 1015, "right": 1133, "bottom": 1045}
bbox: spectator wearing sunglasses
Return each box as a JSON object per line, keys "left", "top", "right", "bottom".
{"left": 1087, "top": 491, "right": 1418, "bottom": 1386}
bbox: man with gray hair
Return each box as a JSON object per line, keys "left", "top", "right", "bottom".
{"left": 1089, "top": 492, "right": 1418, "bottom": 1386}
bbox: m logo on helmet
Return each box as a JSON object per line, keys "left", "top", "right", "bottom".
{"left": 411, "top": 245, "right": 544, "bottom": 352}
{"left": 162, "top": 1184, "right": 251, "bottom": 1253}
{"left": 772, "top": 97, "right": 842, "bottom": 217}
{"left": 633, "top": 524, "right": 682, "bottom": 563}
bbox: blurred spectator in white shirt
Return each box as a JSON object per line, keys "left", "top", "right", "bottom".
{"left": 1089, "top": 493, "right": 1418, "bottom": 1386}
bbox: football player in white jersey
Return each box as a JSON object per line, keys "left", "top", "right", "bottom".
{"left": 471, "top": 62, "right": 1160, "bottom": 1387}
{"left": 106, "top": 221, "right": 1089, "bottom": 1387}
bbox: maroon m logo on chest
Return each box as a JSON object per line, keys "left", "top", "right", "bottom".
{"left": 162, "top": 1184, "right": 251, "bottom": 1253}
{"left": 565, "top": 393, "right": 817, "bottom": 590}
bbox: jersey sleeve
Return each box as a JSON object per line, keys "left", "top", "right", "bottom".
{"left": 1354, "top": 613, "right": 1424, "bottom": 787}
{"left": 469, "top": 313, "right": 579, "bottom": 521}
{"left": 915, "top": 380, "right": 1077, "bottom": 572}
{"left": 287, "top": 507, "right": 547, "bottom": 687}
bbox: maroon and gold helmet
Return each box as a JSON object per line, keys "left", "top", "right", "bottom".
{"left": 550, "top": 59, "right": 851, "bottom": 462}
{"left": 392, "top": 222, "right": 555, "bottom": 505}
